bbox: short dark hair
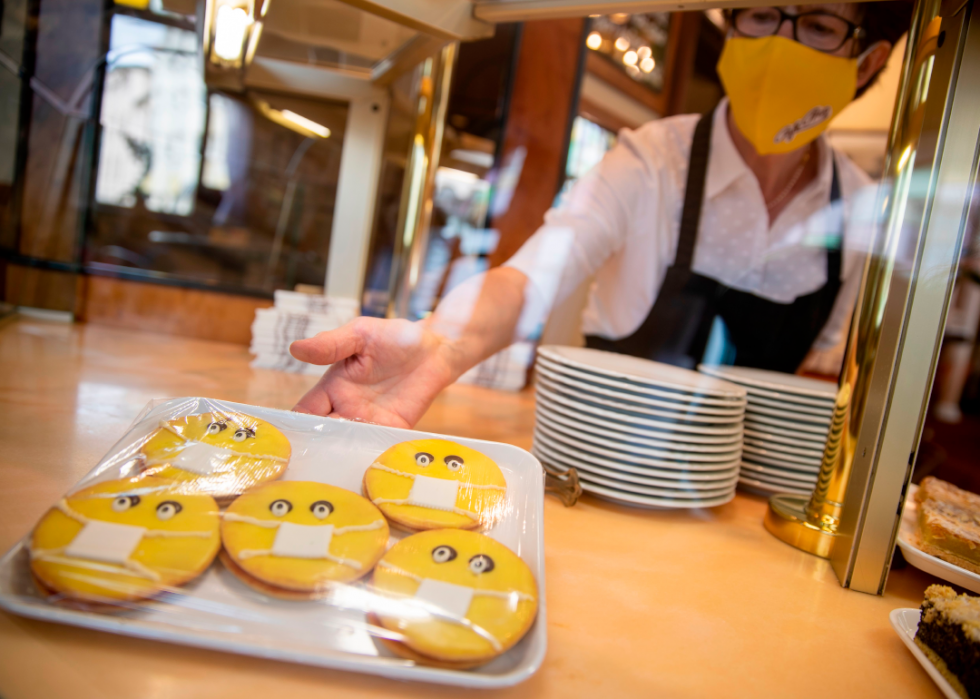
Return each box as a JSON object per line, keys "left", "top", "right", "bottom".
{"left": 854, "top": 1, "right": 914, "bottom": 97}
{"left": 857, "top": 1, "right": 915, "bottom": 50}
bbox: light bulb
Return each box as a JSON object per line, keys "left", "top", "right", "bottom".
{"left": 640, "top": 56, "right": 655, "bottom": 73}
{"left": 586, "top": 32, "right": 602, "bottom": 50}
{"left": 623, "top": 50, "right": 638, "bottom": 67}
{"left": 637, "top": 46, "right": 651, "bottom": 60}
{"left": 214, "top": 5, "right": 250, "bottom": 61}
{"left": 614, "top": 36, "right": 630, "bottom": 52}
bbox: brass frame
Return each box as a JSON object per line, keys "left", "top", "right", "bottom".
{"left": 765, "top": 0, "right": 980, "bottom": 593}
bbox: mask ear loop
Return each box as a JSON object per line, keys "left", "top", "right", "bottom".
{"left": 855, "top": 40, "right": 887, "bottom": 69}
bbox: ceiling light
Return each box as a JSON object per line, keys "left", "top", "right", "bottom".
{"left": 586, "top": 32, "right": 602, "bottom": 50}
{"left": 279, "top": 110, "right": 330, "bottom": 138}
{"left": 640, "top": 56, "right": 655, "bottom": 73}
{"left": 254, "top": 100, "right": 331, "bottom": 139}
{"left": 623, "top": 50, "right": 638, "bottom": 67}
{"left": 614, "top": 36, "right": 630, "bottom": 52}
{"left": 213, "top": 5, "right": 251, "bottom": 61}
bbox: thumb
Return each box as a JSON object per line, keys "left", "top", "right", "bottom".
{"left": 290, "top": 322, "right": 366, "bottom": 366}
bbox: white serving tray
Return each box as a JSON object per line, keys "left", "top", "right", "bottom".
{"left": 889, "top": 608, "right": 960, "bottom": 699}
{"left": 896, "top": 483, "right": 980, "bottom": 595}
{"left": 0, "top": 397, "right": 547, "bottom": 688}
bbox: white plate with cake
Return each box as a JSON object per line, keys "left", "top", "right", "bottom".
{"left": 891, "top": 584, "right": 980, "bottom": 699}
{"left": 897, "top": 479, "right": 980, "bottom": 595}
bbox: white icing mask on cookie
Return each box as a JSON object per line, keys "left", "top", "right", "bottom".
{"left": 222, "top": 513, "right": 385, "bottom": 570}
{"left": 30, "top": 498, "right": 214, "bottom": 581}
{"left": 64, "top": 520, "right": 147, "bottom": 565}
{"left": 271, "top": 522, "right": 334, "bottom": 559}
{"left": 408, "top": 476, "right": 460, "bottom": 510}
{"left": 414, "top": 577, "right": 474, "bottom": 619}
{"left": 367, "top": 463, "right": 506, "bottom": 520}
{"left": 168, "top": 441, "right": 237, "bottom": 476}
{"left": 376, "top": 561, "right": 537, "bottom": 652}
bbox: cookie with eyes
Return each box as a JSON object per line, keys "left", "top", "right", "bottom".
{"left": 137, "top": 412, "right": 291, "bottom": 501}
{"left": 371, "top": 529, "right": 538, "bottom": 665}
{"left": 363, "top": 439, "right": 507, "bottom": 531}
{"left": 220, "top": 481, "right": 389, "bottom": 600}
{"left": 29, "top": 477, "right": 221, "bottom": 605}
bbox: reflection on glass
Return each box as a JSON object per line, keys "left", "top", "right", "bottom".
{"left": 87, "top": 9, "right": 348, "bottom": 294}
{"left": 94, "top": 14, "right": 205, "bottom": 215}
{"left": 257, "top": 0, "right": 417, "bottom": 73}
{"left": 588, "top": 14, "right": 670, "bottom": 91}
{"left": 558, "top": 116, "right": 617, "bottom": 202}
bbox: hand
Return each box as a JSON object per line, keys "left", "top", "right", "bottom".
{"left": 289, "top": 317, "right": 461, "bottom": 428}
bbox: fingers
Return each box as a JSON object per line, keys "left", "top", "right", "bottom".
{"left": 290, "top": 321, "right": 366, "bottom": 366}
{"left": 292, "top": 373, "right": 334, "bottom": 416}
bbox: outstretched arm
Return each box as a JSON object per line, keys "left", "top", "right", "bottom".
{"left": 290, "top": 266, "right": 529, "bottom": 427}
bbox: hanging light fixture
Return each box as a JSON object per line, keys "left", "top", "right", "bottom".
{"left": 205, "top": 0, "right": 269, "bottom": 69}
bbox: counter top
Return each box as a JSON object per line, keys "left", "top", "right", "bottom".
{"left": 0, "top": 317, "right": 945, "bottom": 698}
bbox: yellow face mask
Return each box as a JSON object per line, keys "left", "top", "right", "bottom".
{"left": 717, "top": 35, "right": 859, "bottom": 155}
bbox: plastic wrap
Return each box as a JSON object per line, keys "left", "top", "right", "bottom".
{"left": 0, "top": 397, "right": 546, "bottom": 688}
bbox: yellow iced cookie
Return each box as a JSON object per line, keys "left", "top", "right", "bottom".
{"left": 30, "top": 477, "right": 220, "bottom": 603}
{"left": 372, "top": 529, "right": 538, "bottom": 665}
{"left": 363, "top": 439, "right": 507, "bottom": 531}
{"left": 138, "top": 412, "right": 291, "bottom": 500}
{"left": 221, "top": 481, "right": 389, "bottom": 598}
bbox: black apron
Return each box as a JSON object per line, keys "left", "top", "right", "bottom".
{"left": 585, "top": 112, "right": 842, "bottom": 374}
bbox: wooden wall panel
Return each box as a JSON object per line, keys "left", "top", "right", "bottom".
{"left": 82, "top": 277, "right": 272, "bottom": 345}
{"left": 4, "top": 264, "right": 80, "bottom": 313}
{"left": 488, "top": 18, "right": 586, "bottom": 268}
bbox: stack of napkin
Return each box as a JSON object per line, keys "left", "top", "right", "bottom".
{"left": 249, "top": 291, "right": 359, "bottom": 375}
{"left": 456, "top": 341, "right": 534, "bottom": 392}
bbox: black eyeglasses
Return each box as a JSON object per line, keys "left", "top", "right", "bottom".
{"left": 731, "top": 8, "right": 865, "bottom": 53}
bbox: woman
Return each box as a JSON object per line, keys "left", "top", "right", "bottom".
{"left": 290, "top": 4, "right": 911, "bottom": 428}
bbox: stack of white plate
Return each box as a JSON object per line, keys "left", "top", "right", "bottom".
{"left": 532, "top": 346, "right": 747, "bottom": 509}
{"left": 697, "top": 364, "right": 837, "bottom": 496}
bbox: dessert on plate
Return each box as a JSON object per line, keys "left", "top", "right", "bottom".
{"left": 914, "top": 477, "right": 980, "bottom": 576}
{"left": 221, "top": 481, "right": 389, "bottom": 599}
{"left": 363, "top": 439, "right": 507, "bottom": 531}
{"left": 30, "top": 477, "right": 221, "bottom": 605}
{"left": 138, "top": 411, "right": 291, "bottom": 500}
{"left": 915, "top": 584, "right": 980, "bottom": 699}
{"left": 371, "top": 529, "right": 538, "bottom": 667}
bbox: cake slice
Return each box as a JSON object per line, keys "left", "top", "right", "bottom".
{"left": 914, "top": 585, "right": 980, "bottom": 699}
{"left": 914, "top": 477, "right": 980, "bottom": 576}
{"left": 917, "top": 476, "right": 980, "bottom": 512}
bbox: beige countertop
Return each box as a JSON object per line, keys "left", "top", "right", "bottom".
{"left": 0, "top": 316, "right": 945, "bottom": 698}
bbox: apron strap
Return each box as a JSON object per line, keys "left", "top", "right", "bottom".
{"left": 827, "top": 155, "right": 842, "bottom": 282}
{"left": 674, "top": 112, "right": 714, "bottom": 270}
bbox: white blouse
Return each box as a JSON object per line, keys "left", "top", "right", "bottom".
{"left": 505, "top": 99, "right": 878, "bottom": 354}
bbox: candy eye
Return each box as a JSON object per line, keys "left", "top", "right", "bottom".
{"left": 207, "top": 421, "right": 227, "bottom": 435}
{"left": 269, "top": 499, "right": 292, "bottom": 517}
{"left": 231, "top": 425, "right": 256, "bottom": 442}
{"left": 415, "top": 452, "right": 434, "bottom": 467}
{"left": 111, "top": 495, "right": 140, "bottom": 512}
{"left": 432, "top": 545, "right": 457, "bottom": 563}
{"left": 310, "top": 500, "right": 333, "bottom": 520}
{"left": 468, "top": 554, "right": 494, "bottom": 574}
{"left": 156, "top": 501, "right": 183, "bottom": 520}
{"left": 444, "top": 455, "right": 464, "bottom": 471}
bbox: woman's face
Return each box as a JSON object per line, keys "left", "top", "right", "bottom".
{"left": 732, "top": 4, "right": 889, "bottom": 90}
